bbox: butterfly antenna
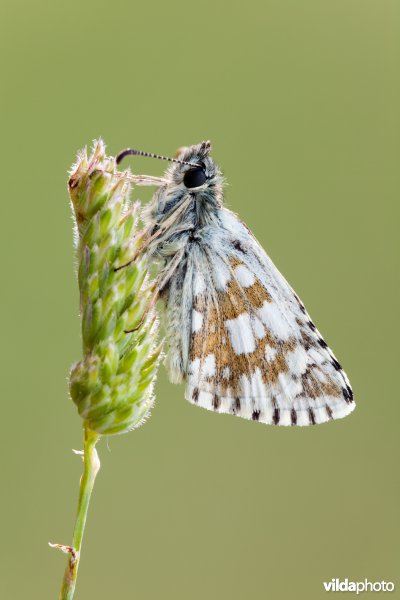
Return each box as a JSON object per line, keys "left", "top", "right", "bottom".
{"left": 116, "top": 148, "right": 199, "bottom": 168}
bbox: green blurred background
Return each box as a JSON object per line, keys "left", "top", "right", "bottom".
{"left": 1, "top": 1, "right": 398, "bottom": 598}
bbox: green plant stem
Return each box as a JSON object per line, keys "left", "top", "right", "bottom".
{"left": 59, "top": 428, "right": 101, "bottom": 600}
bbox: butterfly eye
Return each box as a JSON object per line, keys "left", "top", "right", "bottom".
{"left": 183, "top": 167, "right": 207, "bottom": 189}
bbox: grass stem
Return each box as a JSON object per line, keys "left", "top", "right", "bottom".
{"left": 59, "top": 428, "right": 101, "bottom": 600}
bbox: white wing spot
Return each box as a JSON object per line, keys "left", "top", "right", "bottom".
{"left": 251, "top": 315, "right": 265, "bottom": 339}
{"left": 285, "top": 345, "right": 309, "bottom": 375}
{"left": 265, "top": 346, "right": 277, "bottom": 361}
{"left": 234, "top": 265, "right": 255, "bottom": 288}
{"left": 213, "top": 256, "right": 231, "bottom": 290}
{"left": 192, "top": 310, "right": 203, "bottom": 333}
{"left": 202, "top": 354, "right": 216, "bottom": 377}
{"left": 225, "top": 313, "right": 256, "bottom": 355}
{"left": 258, "top": 300, "right": 296, "bottom": 340}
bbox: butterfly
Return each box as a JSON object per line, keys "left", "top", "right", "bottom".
{"left": 116, "top": 141, "right": 355, "bottom": 426}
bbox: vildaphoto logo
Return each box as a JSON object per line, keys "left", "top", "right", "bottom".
{"left": 323, "top": 579, "right": 395, "bottom": 594}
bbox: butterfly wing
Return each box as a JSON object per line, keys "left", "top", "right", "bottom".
{"left": 185, "top": 208, "right": 355, "bottom": 426}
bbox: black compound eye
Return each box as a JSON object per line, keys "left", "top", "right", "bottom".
{"left": 183, "top": 167, "right": 207, "bottom": 188}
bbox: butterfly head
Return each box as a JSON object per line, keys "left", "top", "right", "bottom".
{"left": 117, "top": 141, "right": 223, "bottom": 194}
{"left": 117, "top": 141, "right": 224, "bottom": 227}
{"left": 158, "top": 141, "right": 223, "bottom": 218}
{"left": 167, "top": 141, "right": 220, "bottom": 190}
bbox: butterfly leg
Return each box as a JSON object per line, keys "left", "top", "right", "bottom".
{"left": 116, "top": 196, "right": 193, "bottom": 272}
{"left": 124, "top": 286, "right": 160, "bottom": 333}
{"left": 114, "top": 230, "right": 149, "bottom": 272}
{"left": 124, "top": 248, "right": 185, "bottom": 333}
